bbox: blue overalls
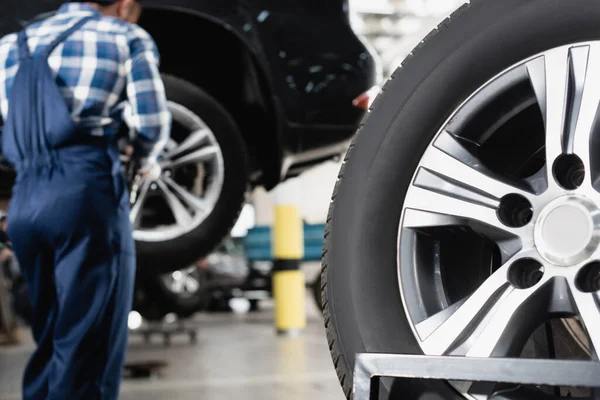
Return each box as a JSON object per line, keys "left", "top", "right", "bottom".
{"left": 1, "top": 16, "right": 135, "bottom": 400}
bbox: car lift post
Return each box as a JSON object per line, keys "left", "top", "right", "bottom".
{"left": 272, "top": 177, "right": 306, "bottom": 336}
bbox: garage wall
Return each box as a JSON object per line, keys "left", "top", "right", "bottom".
{"left": 252, "top": 160, "right": 342, "bottom": 226}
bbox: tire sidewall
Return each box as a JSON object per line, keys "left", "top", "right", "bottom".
{"left": 326, "top": 1, "right": 600, "bottom": 397}
{"left": 136, "top": 75, "right": 249, "bottom": 275}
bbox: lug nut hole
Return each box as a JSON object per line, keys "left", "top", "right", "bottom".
{"left": 509, "top": 258, "right": 544, "bottom": 289}
{"left": 575, "top": 261, "right": 600, "bottom": 293}
{"left": 553, "top": 154, "right": 585, "bottom": 190}
{"left": 497, "top": 194, "right": 533, "bottom": 228}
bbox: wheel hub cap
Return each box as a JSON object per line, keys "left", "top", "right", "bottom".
{"left": 534, "top": 196, "right": 600, "bottom": 266}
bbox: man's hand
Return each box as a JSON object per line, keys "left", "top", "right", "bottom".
{"left": 137, "top": 162, "right": 161, "bottom": 180}
{"left": 125, "top": 145, "right": 161, "bottom": 179}
{"left": 0, "top": 248, "right": 13, "bottom": 264}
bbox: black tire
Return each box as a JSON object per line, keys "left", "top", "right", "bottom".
{"left": 321, "top": 1, "right": 600, "bottom": 398}
{"left": 249, "top": 299, "right": 260, "bottom": 312}
{"left": 313, "top": 272, "right": 323, "bottom": 312}
{"left": 136, "top": 74, "right": 249, "bottom": 275}
{"left": 133, "top": 277, "right": 170, "bottom": 322}
{"left": 134, "top": 269, "right": 208, "bottom": 321}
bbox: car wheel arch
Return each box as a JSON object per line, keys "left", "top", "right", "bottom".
{"left": 139, "top": 6, "right": 285, "bottom": 190}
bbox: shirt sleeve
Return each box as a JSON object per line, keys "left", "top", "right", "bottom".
{"left": 124, "top": 25, "right": 171, "bottom": 162}
{"left": 0, "top": 33, "right": 18, "bottom": 123}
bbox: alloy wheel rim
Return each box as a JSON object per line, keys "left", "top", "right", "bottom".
{"left": 161, "top": 266, "right": 202, "bottom": 298}
{"left": 398, "top": 42, "right": 600, "bottom": 399}
{"left": 131, "top": 101, "right": 225, "bottom": 242}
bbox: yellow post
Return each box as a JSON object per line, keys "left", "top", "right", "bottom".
{"left": 272, "top": 178, "right": 306, "bottom": 336}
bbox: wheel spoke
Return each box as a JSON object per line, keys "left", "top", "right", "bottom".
{"left": 571, "top": 290, "right": 600, "bottom": 357}
{"left": 573, "top": 46, "right": 600, "bottom": 187}
{"left": 165, "top": 129, "right": 210, "bottom": 160}
{"left": 404, "top": 131, "right": 533, "bottom": 244}
{"left": 161, "top": 175, "right": 208, "bottom": 213}
{"left": 129, "top": 179, "right": 152, "bottom": 228}
{"left": 415, "top": 298, "right": 466, "bottom": 340}
{"left": 161, "top": 145, "right": 219, "bottom": 169}
{"left": 155, "top": 179, "right": 193, "bottom": 226}
{"left": 526, "top": 45, "right": 600, "bottom": 189}
{"left": 430, "top": 131, "right": 534, "bottom": 200}
{"left": 464, "top": 282, "right": 549, "bottom": 358}
{"left": 417, "top": 251, "right": 547, "bottom": 357}
{"left": 417, "top": 260, "right": 513, "bottom": 356}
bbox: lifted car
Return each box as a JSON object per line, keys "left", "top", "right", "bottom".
{"left": 0, "top": 0, "right": 379, "bottom": 275}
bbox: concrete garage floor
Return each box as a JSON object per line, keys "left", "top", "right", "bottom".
{"left": 0, "top": 297, "right": 344, "bottom": 400}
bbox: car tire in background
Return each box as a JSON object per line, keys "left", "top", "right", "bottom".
{"left": 322, "top": 0, "right": 600, "bottom": 398}
{"left": 142, "top": 266, "right": 210, "bottom": 320}
{"left": 134, "top": 74, "right": 249, "bottom": 275}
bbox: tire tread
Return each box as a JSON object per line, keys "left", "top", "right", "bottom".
{"left": 320, "top": 2, "right": 474, "bottom": 398}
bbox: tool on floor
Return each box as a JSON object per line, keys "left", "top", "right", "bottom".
{"left": 353, "top": 353, "right": 600, "bottom": 400}
{"left": 123, "top": 360, "right": 169, "bottom": 379}
{"left": 272, "top": 177, "right": 306, "bottom": 336}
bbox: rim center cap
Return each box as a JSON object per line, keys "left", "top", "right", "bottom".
{"left": 534, "top": 196, "right": 600, "bottom": 267}
{"left": 543, "top": 205, "right": 591, "bottom": 254}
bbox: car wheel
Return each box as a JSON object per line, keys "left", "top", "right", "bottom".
{"left": 154, "top": 266, "right": 210, "bottom": 319}
{"left": 322, "top": 1, "right": 600, "bottom": 399}
{"left": 133, "top": 74, "right": 249, "bottom": 275}
{"left": 132, "top": 277, "right": 169, "bottom": 322}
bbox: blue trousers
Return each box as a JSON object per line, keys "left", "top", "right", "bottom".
{"left": 7, "top": 143, "right": 135, "bottom": 400}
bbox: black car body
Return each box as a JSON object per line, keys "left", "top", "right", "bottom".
{"left": 0, "top": 0, "right": 378, "bottom": 189}
{"left": 0, "top": 0, "right": 379, "bottom": 274}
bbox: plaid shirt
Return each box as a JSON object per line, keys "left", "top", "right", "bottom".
{"left": 0, "top": 2, "right": 171, "bottom": 160}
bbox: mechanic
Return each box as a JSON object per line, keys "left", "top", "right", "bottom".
{"left": 0, "top": 0, "right": 171, "bottom": 398}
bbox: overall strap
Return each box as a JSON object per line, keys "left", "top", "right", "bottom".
{"left": 43, "top": 15, "right": 95, "bottom": 57}
{"left": 16, "top": 30, "right": 31, "bottom": 61}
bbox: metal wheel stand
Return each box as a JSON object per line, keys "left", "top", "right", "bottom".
{"left": 124, "top": 318, "right": 198, "bottom": 379}
{"left": 353, "top": 353, "right": 600, "bottom": 400}
{"left": 130, "top": 319, "right": 198, "bottom": 347}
